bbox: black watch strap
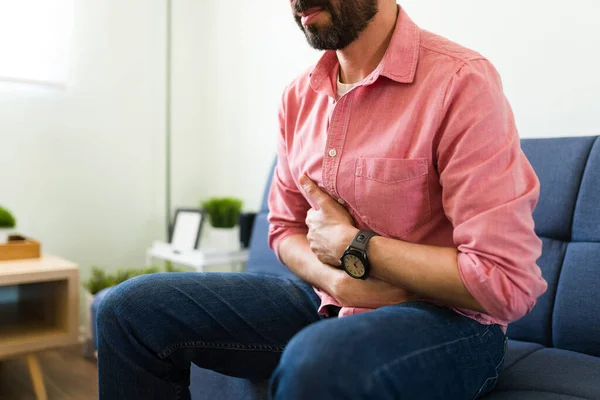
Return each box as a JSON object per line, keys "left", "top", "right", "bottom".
{"left": 350, "top": 230, "right": 378, "bottom": 252}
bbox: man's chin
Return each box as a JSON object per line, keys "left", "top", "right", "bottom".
{"left": 303, "top": 25, "right": 337, "bottom": 48}
{"left": 305, "top": 38, "right": 341, "bottom": 51}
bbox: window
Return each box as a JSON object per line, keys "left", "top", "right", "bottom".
{"left": 0, "top": 0, "right": 74, "bottom": 86}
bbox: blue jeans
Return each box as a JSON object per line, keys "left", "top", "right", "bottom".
{"left": 97, "top": 272, "right": 507, "bottom": 399}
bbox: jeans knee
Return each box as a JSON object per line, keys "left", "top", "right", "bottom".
{"left": 282, "top": 332, "right": 332, "bottom": 377}
{"left": 96, "top": 274, "right": 156, "bottom": 338}
{"left": 270, "top": 321, "right": 349, "bottom": 399}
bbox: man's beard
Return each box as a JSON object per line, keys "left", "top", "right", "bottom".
{"left": 292, "top": 0, "right": 378, "bottom": 50}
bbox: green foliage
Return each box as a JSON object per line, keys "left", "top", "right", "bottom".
{"left": 201, "top": 197, "right": 243, "bottom": 228}
{"left": 83, "top": 264, "right": 184, "bottom": 295}
{"left": 84, "top": 268, "right": 116, "bottom": 295}
{"left": 165, "top": 261, "right": 177, "bottom": 272}
{"left": 0, "top": 206, "right": 16, "bottom": 229}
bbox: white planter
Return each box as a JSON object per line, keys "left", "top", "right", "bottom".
{"left": 0, "top": 228, "right": 14, "bottom": 244}
{"left": 205, "top": 226, "right": 240, "bottom": 251}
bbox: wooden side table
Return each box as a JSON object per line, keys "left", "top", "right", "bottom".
{"left": 0, "top": 255, "right": 79, "bottom": 400}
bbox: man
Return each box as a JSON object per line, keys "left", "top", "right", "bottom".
{"left": 97, "top": 0, "right": 547, "bottom": 399}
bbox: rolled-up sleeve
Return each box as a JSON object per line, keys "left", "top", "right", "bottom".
{"left": 267, "top": 89, "right": 310, "bottom": 259}
{"left": 436, "top": 59, "right": 548, "bottom": 324}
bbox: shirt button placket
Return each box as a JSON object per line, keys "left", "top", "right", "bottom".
{"left": 325, "top": 94, "right": 347, "bottom": 197}
{"left": 325, "top": 148, "right": 337, "bottom": 194}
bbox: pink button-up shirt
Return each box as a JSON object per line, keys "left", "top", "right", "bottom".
{"left": 268, "top": 6, "right": 547, "bottom": 328}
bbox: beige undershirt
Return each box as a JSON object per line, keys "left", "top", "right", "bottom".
{"left": 336, "top": 72, "right": 360, "bottom": 100}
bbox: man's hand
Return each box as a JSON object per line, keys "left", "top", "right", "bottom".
{"left": 299, "top": 175, "right": 359, "bottom": 266}
{"left": 326, "top": 268, "right": 418, "bottom": 308}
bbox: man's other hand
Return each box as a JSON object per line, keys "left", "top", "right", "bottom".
{"left": 300, "top": 175, "right": 359, "bottom": 266}
{"left": 326, "top": 268, "right": 418, "bottom": 309}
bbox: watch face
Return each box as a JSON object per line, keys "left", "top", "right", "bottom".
{"left": 343, "top": 254, "right": 366, "bottom": 278}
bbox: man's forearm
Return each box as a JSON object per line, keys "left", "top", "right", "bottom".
{"left": 367, "top": 236, "right": 487, "bottom": 313}
{"left": 278, "top": 234, "right": 338, "bottom": 292}
{"left": 278, "top": 233, "right": 419, "bottom": 309}
{"left": 296, "top": 175, "right": 485, "bottom": 313}
{"left": 278, "top": 231, "right": 485, "bottom": 312}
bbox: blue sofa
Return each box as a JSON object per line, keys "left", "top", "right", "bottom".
{"left": 188, "top": 135, "right": 600, "bottom": 399}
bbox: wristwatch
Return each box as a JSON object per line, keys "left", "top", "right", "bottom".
{"left": 340, "top": 230, "right": 378, "bottom": 279}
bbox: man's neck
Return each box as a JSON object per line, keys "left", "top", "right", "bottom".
{"left": 337, "top": 3, "right": 399, "bottom": 84}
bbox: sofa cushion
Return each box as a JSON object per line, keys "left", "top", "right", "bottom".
{"left": 572, "top": 137, "right": 600, "bottom": 242}
{"left": 553, "top": 242, "right": 600, "bottom": 357}
{"left": 245, "top": 159, "right": 294, "bottom": 278}
{"left": 508, "top": 136, "right": 599, "bottom": 348}
{"left": 501, "top": 340, "right": 544, "bottom": 370}
{"left": 520, "top": 137, "right": 596, "bottom": 241}
{"left": 245, "top": 213, "right": 295, "bottom": 279}
{"left": 507, "top": 238, "right": 567, "bottom": 346}
{"left": 259, "top": 159, "right": 277, "bottom": 214}
{"left": 487, "top": 340, "right": 600, "bottom": 400}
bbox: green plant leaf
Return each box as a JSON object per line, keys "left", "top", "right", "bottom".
{"left": 200, "top": 197, "right": 243, "bottom": 228}
{"left": 83, "top": 265, "right": 182, "bottom": 295}
{"left": 0, "top": 206, "right": 16, "bottom": 229}
{"left": 164, "top": 262, "right": 184, "bottom": 273}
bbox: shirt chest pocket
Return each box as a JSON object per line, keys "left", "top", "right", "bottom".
{"left": 354, "top": 157, "right": 431, "bottom": 238}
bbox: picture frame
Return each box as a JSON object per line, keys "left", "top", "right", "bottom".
{"left": 169, "top": 208, "right": 205, "bottom": 251}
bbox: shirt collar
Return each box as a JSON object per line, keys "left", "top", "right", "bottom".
{"left": 309, "top": 5, "right": 420, "bottom": 95}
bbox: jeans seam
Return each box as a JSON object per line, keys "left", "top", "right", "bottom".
{"left": 364, "top": 327, "right": 490, "bottom": 394}
{"left": 472, "top": 336, "right": 508, "bottom": 399}
{"left": 174, "top": 382, "right": 181, "bottom": 400}
{"left": 158, "top": 341, "right": 286, "bottom": 359}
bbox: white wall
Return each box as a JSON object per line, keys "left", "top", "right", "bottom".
{"left": 171, "top": 0, "right": 320, "bottom": 214}
{"left": 401, "top": 0, "right": 600, "bottom": 140}
{"left": 0, "top": 0, "right": 166, "bottom": 279}
{"left": 171, "top": 0, "right": 600, "bottom": 213}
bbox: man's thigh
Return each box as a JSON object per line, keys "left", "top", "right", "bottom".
{"left": 98, "top": 272, "right": 322, "bottom": 380}
{"left": 272, "top": 301, "right": 507, "bottom": 400}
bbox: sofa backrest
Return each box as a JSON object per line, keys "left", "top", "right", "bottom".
{"left": 509, "top": 136, "right": 600, "bottom": 357}
{"left": 245, "top": 159, "right": 296, "bottom": 280}
{"left": 247, "top": 136, "right": 600, "bottom": 357}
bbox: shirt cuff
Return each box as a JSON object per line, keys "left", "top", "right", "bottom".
{"left": 457, "top": 252, "right": 511, "bottom": 325}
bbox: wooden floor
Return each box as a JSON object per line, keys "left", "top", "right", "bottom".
{"left": 0, "top": 345, "right": 98, "bottom": 400}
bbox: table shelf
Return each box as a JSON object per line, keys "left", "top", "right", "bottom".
{"left": 0, "top": 256, "right": 79, "bottom": 360}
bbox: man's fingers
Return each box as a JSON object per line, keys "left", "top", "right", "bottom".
{"left": 305, "top": 208, "right": 314, "bottom": 227}
{"left": 299, "top": 175, "right": 329, "bottom": 206}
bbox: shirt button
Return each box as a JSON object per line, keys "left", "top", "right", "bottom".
{"left": 337, "top": 198, "right": 346, "bottom": 205}
{"left": 328, "top": 149, "right": 337, "bottom": 157}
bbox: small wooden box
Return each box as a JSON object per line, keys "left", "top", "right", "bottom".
{"left": 0, "top": 236, "right": 41, "bottom": 262}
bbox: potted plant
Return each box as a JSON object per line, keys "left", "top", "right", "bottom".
{"left": 0, "top": 206, "right": 16, "bottom": 245}
{"left": 201, "top": 197, "right": 243, "bottom": 251}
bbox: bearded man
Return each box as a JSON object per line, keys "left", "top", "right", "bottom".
{"left": 97, "top": 1, "right": 547, "bottom": 399}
